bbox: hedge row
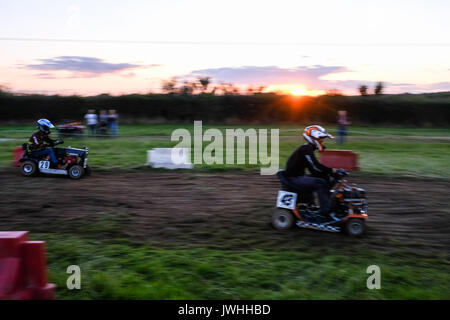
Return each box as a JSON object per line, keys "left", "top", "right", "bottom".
{"left": 0, "top": 92, "right": 449, "bottom": 125}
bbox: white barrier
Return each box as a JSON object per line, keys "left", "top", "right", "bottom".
{"left": 147, "top": 148, "right": 193, "bottom": 169}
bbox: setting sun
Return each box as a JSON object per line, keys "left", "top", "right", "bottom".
{"left": 290, "top": 87, "right": 309, "bottom": 96}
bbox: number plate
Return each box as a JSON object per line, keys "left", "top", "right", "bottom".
{"left": 276, "top": 190, "right": 297, "bottom": 209}
{"left": 38, "top": 160, "right": 50, "bottom": 170}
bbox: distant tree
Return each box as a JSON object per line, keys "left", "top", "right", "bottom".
{"left": 198, "top": 77, "right": 211, "bottom": 93}
{"left": 179, "top": 81, "right": 194, "bottom": 95}
{"left": 161, "top": 78, "right": 177, "bottom": 94}
{"left": 326, "top": 89, "right": 343, "bottom": 96}
{"left": 374, "top": 82, "right": 384, "bottom": 95}
{"left": 190, "top": 81, "right": 199, "bottom": 94}
{"left": 255, "top": 86, "right": 265, "bottom": 94}
{"left": 0, "top": 84, "right": 11, "bottom": 94}
{"left": 218, "top": 83, "right": 239, "bottom": 95}
{"left": 224, "top": 83, "right": 234, "bottom": 95}
{"left": 230, "top": 84, "right": 241, "bottom": 95}
{"left": 219, "top": 83, "right": 230, "bottom": 95}
{"left": 359, "top": 85, "right": 368, "bottom": 96}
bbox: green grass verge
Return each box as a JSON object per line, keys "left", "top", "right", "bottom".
{"left": 35, "top": 233, "right": 449, "bottom": 300}
{"left": 2, "top": 124, "right": 447, "bottom": 299}
{"left": 1, "top": 125, "right": 449, "bottom": 178}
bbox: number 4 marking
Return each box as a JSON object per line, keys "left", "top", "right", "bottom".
{"left": 277, "top": 191, "right": 297, "bottom": 209}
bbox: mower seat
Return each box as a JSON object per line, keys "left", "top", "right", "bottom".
{"left": 276, "top": 170, "right": 304, "bottom": 193}
{"left": 276, "top": 170, "right": 315, "bottom": 204}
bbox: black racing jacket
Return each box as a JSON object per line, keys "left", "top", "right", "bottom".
{"left": 284, "top": 143, "right": 333, "bottom": 178}
{"left": 27, "top": 131, "right": 55, "bottom": 152}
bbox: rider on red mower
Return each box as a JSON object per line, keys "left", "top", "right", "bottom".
{"left": 26, "top": 119, "right": 65, "bottom": 169}
{"left": 284, "top": 125, "right": 337, "bottom": 219}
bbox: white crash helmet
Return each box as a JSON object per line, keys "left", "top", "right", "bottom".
{"left": 37, "top": 119, "right": 55, "bottom": 134}
{"left": 303, "top": 125, "right": 334, "bottom": 152}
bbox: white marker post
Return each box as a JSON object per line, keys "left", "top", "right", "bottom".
{"left": 147, "top": 148, "right": 193, "bottom": 169}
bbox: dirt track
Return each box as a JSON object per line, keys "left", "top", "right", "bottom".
{"left": 0, "top": 170, "right": 449, "bottom": 255}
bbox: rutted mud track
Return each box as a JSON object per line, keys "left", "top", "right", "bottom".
{"left": 0, "top": 170, "right": 449, "bottom": 254}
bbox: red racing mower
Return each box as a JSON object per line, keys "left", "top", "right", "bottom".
{"left": 272, "top": 169, "right": 368, "bottom": 237}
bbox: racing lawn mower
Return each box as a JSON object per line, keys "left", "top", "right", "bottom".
{"left": 17, "top": 140, "right": 91, "bottom": 179}
{"left": 272, "top": 169, "right": 368, "bottom": 237}
{"left": 57, "top": 120, "right": 85, "bottom": 137}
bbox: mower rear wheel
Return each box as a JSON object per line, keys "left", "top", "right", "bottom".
{"left": 21, "top": 161, "right": 37, "bottom": 177}
{"left": 345, "top": 218, "right": 366, "bottom": 237}
{"left": 68, "top": 165, "right": 84, "bottom": 179}
{"left": 272, "top": 208, "right": 295, "bottom": 230}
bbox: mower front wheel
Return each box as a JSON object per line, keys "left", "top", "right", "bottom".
{"left": 272, "top": 208, "right": 295, "bottom": 230}
{"left": 345, "top": 218, "right": 366, "bottom": 237}
{"left": 68, "top": 165, "right": 85, "bottom": 179}
{"left": 21, "top": 161, "right": 37, "bottom": 177}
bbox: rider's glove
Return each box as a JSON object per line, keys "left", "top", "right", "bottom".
{"left": 334, "top": 169, "right": 348, "bottom": 177}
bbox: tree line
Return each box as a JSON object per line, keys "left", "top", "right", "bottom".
{"left": 0, "top": 88, "right": 448, "bottom": 126}
{"left": 358, "top": 82, "right": 384, "bottom": 96}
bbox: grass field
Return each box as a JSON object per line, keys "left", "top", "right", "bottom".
{"left": 1, "top": 124, "right": 449, "bottom": 300}
{"left": 38, "top": 233, "right": 448, "bottom": 300}
{"left": 1, "top": 124, "right": 449, "bottom": 178}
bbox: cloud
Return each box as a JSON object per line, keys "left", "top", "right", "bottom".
{"left": 327, "top": 80, "right": 450, "bottom": 93}
{"left": 183, "top": 65, "right": 450, "bottom": 94}
{"left": 186, "top": 65, "right": 349, "bottom": 88}
{"left": 34, "top": 73, "right": 58, "bottom": 79}
{"left": 26, "top": 56, "right": 155, "bottom": 78}
{"left": 385, "top": 81, "right": 450, "bottom": 93}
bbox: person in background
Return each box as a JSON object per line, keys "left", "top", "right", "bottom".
{"left": 99, "top": 109, "right": 109, "bottom": 135}
{"left": 337, "top": 110, "right": 351, "bottom": 145}
{"left": 84, "top": 110, "right": 98, "bottom": 136}
{"left": 107, "top": 109, "right": 119, "bottom": 137}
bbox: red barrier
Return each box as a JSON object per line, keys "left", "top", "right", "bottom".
{"left": 0, "top": 231, "right": 28, "bottom": 258}
{"left": 13, "top": 147, "right": 24, "bottom": 167}
{"left": 320, "top": 150, "right": 360, "bottom": 171}
{"left": 0, "top": 231, "right": 55, "bottom": 300}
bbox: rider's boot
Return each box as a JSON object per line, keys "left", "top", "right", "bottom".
{"left": 57, "top": 162, "right": 69, "bottom": 170}
{"left": 329, "top": 212, "right": 340, "bottom": 221}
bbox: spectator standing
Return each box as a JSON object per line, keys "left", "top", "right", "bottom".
{"left": 99, "top": 110, "right": 109, "bottom": 135}
{"left": 84, "top": 110, "right": 98, "bottom": 136}
{"left": 107, "top": 109, "right": 119, "bottom": 137}
{"left": 337, "top": 110, "right": 351, "bottom": 145}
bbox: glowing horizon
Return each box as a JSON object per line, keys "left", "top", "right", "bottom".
{"left": 1, "top": 0, "right": 449, "bottom": 96}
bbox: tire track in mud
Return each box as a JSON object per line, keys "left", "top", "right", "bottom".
{"left": 0, "top": 170, "right": 448, "bottom": 255}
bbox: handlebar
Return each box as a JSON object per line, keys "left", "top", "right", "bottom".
{"left": 334, "top": 168, "right": 348, "bottom": 178}
{"left": 53, "top": 139, "right": 64, "bottom": 146}
{"left": 330, "top": 168, "right": 348, "bottom": 187}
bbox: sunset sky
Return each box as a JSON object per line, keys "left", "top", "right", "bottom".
{"left": 1, "top": 0, "right": 449, "bottom": 96}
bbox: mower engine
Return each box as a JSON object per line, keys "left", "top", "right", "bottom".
{"left": 336, "top": 185, "right": 368, "bottom": 215}
{"left": 63, "top": 155, "right": 78, "bottom": 166}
